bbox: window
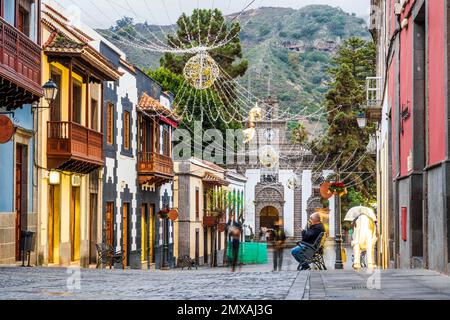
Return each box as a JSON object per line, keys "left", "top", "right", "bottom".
{"left": 4, "top": 0, "right": 15, "bottom": 25}
{"left": 50, "top": 68, "right": 62, "bottom": 122}
{"left": 91, "top": 98, "right": 98, "bottom": 131}
{"left": 154, "top": 123, "right": 160, "bottom": 154}
{"left": 107, "top": 103, "right": 114, "bottom": 145}
{"left": 163, "top": 126, "right": 170, "bottom": 156}
{"left": 124, "top": 111, "right": 130, "bottom": 150}
{"left": 72, "top": 80, "right": 82, "bottom": 124}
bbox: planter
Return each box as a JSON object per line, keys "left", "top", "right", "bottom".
{"left": 203, "top": 216, "right": 217, "bottom": 227}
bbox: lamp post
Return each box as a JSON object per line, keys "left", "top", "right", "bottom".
{"left": 334, "top": 190, "right": 344, "bottom": 270}
{"left": 161, "top": 206, "right": 170, "bottom": 270}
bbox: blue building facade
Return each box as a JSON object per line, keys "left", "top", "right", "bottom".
{"left": 0, "top": 106, "right": 36, "bottom": 264}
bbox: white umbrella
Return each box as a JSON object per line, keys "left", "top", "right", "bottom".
{"left": 344, "top": 206, "right": 377, "bottom": 222}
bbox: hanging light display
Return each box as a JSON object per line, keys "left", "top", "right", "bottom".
{"left": 183, "top": 51, "right": 220, "bottom": 90}
{"left": 259, "top": 145, "right": 279, "bottom": 169}
{"left": 287, "top": 175, "right": 301, "bottom": 190}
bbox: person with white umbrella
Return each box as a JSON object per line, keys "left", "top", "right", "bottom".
{"left": 344, "top": 206, "right": 378, "bottom": 269}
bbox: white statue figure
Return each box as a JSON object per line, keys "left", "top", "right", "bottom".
{"left": 344, "top": 206, "right": 378, "bottom": 270}
{"left": 243, "top": 104, "right": 262, "bottom": 143}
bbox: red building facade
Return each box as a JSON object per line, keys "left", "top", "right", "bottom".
{"left": 375, "top": 0, "right": 450, "bottom": 273}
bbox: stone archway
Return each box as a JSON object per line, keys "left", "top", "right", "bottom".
{"left": 254, "top": 184, "right": 285, "bottom": 238}
{"left": 260, "top": 206, "right": 280, "bottom": 230}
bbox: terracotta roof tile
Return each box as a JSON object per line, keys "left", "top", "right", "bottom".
{"left": 139, "top": 92, "right": 180, "bottom": 123}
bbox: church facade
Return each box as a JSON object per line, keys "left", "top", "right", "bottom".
{"left": 234, "top": 97, "right": 335, "bottom": 241}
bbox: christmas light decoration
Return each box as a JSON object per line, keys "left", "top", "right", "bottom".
{"left": 183, "top": 51, "right": 220, "bottom": 90}
{"left": 259, "top": 145, "right": 279, "bottom": 169}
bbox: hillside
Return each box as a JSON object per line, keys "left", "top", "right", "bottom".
{"left": 98, "top": 5, "right": 370, "bottom": 123}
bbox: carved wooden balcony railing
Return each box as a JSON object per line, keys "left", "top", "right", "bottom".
{"left": 138, "top": 152, "right": 174, "bottom": 186}
{"left": 47, "top": 121, "right": 104, "bottom": 174}
{"left": 0, "top": 17, "right": 43, "bottom": 109}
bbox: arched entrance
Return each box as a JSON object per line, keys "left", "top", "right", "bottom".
{"left": 260, "top": 206, "right": 280, "bottom": 230}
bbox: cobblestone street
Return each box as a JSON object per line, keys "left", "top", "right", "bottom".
{"left": 1, "top": 249, "right": 450, "bottom": 300}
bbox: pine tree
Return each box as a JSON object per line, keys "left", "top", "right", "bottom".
{"left": 311, "top": 37, "right": 376, "bottom": 207}
{"left": 161, "top": 9, "right": 248, "bottom": 79}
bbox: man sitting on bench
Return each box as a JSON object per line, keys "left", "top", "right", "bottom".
{"left": 291, "top": 213, "right": 325, "bottom": 270}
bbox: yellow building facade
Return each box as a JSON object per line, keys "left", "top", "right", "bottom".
{"left": 174, "top": 158, "right": 229, "bottom": 266}
{"left": 36, "top": 4, "right": 121, "bottom": 267}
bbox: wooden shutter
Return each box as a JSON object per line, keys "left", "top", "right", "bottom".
{"left": 107, "top": 104, "right": 113, "bottom": 145}
{"left": 124, "top": 111, "right": 130, "bottom": 150}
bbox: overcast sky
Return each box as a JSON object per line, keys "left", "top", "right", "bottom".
{"left": 46, "top": 0, "right": 370, "bottom": 28}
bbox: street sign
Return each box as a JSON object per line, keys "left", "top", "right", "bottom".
{"left": 0, "top": 115, "right": 14, "bottom": 144}
{"left": 168, "top": 209, "right": 178, "bottom": 221}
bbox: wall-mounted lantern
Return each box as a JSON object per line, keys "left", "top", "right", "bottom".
{"left": 49, "top": 171, "right": 61, "bottom": 185}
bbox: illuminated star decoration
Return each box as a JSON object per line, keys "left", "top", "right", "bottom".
{"left": 183, "top": 51, "right": 220, "bottom": 90}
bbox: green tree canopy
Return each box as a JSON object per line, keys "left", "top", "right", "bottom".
{"left": 161, "top": 9, "right": 248, "bottom": 79}
{"left": 311, "top": 37, "right": 376, "bottom": 202}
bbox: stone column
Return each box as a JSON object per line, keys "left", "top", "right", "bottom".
{"left": 293, "top": 172, "right": 303, "bottom": 240}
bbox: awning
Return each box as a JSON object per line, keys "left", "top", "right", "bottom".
{"left": 202, "top": 172, "right": 230, "bottom": 186}
{"left": 160, "top": 116, "right": 178, "bottom": 128}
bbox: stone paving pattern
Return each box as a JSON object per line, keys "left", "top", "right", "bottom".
{"left": 1, "top": 247, "right": 450, "bottom": 300}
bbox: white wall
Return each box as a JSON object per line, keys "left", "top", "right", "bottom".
{"left": 244, "top": 169, "right": 260, "bottom": 236}
{"left": 279, "top": 170, "right": 294, "bottom": 237}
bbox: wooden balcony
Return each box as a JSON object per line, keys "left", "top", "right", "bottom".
{"left": 0, "top": 17, "right": 43, "bottom": 109}
{"left": 47, "top": 121, "right": 104, "bottom": 174}
{"left": 138, "top": 152, "right": 174, "bottom": 186}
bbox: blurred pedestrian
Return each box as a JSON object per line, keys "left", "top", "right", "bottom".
{"left": 272, "top": 220, "right": 286, "bottom": 272}
{"left": 227, "top": 215, "right": 242, "bottom": 272}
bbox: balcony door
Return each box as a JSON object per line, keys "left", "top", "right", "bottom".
{"left": 140, "top": 118, "right": 153, "bottom": 154}
{"left": 72, "top": 80, "right": 82, "bottom": 125}
{"left": 50, "top": 68, "right": 62, "bottom": 122}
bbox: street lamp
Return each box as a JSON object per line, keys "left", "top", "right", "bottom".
{"left": 160, "top": 205, "right": 170, "bottom": 270}
{"left": 334, "top": 191, "right": 344, "bottom": 270}
{"left": 357, "top": 112, "right": 367, "bottom": 129}
{"left": 33, "top": 79, "right": 59, "bottom": 110}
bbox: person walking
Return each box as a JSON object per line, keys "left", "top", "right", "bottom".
{"left": 272, "top": 220, "right": 286, "bottom": 272}
{"left": 227, "top": 215, "right": 242, "bottom": 272}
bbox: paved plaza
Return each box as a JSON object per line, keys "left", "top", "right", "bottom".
{"left": 1, "top": 247, "right": 450, "bottom": 300}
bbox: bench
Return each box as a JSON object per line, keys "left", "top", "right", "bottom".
{"left": 177, "top": 255, "right": 198, "bottom": 270}
{"left": 96, "top": 244, "right": 124, "bottom": 269}
{"left": 296, "top": 232, "right": 327, "bottom": 271}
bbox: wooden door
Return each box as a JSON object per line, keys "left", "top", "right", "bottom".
{"left": 195, "top": 230, "right": 200, "bottom": 265}
{"left": 105, "top": 202, "right": 114, "bottom": 247}
{"left": 122, "top": 203, "right": 129, "bottom": 267}
{"left": 70, "top": 187, "right": 81, "bottom": 262}
{"left": 15, "top": 145, "right": 23, "bottom": 261}
{"left": 48, "top": 185, "right": 60, "bottom": 264}
{"left": 141, "top": 204, "right": 148, "bottom": 262}
{"left": 149, "top": 204, "right": 156, "bottom": 264}
{"left": 89, "top": 193, "right": 98, "bottom": 264}
{"left": 203, "top": 228, "right": 208, "bottom": 264}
